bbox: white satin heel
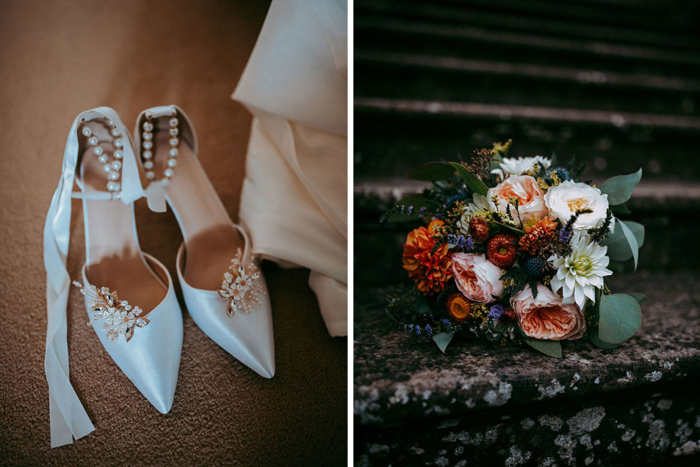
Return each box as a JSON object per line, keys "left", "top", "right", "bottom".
{"left": 135, "top": 105, "right": 275, "bottom": 378}
{"left": 44, "top": 107, "right": 183, "bottom": 447}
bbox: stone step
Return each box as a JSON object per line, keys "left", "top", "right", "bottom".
{"left": 353, "top": 107, "right": 700, "bottom": 183}
{"left": 355, "top": 15, "right": 700, "bottom": 73}
{"left": 355, "top": 52, "right": 700, "bottom": 117}
{"left": 354, "top": 274, "right": 700, "bottom": 465}
{"left": 356, "top": 0, "right": 700, "bottom": 35}
{"left": 353, "top": 180, "right": 700, "bottom": 285}
{"left": 356, "top": 50, "right": 700, "bottom": 94}
{"left": 356, "top": 0, "right": 700, "bottom": 51}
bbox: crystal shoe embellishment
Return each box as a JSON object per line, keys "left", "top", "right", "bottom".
{"left": 73, "top": 281, "right": 150, "bottom": 343}
{"left": 217, "top": 249, "right": 264, "bottom": 316}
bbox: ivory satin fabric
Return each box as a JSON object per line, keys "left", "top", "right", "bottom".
{"left": 232, "top": 0, "right": 347, "bottom": 336}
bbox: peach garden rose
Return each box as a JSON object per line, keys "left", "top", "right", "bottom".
{"left": 451, "top": 253, "right": 503, "bottom": 303}
{"left": 510, "top": 284, "right": 586, "bottom": 341}
{"left": 490, "top": 175, "right": 549, "bottom": 225}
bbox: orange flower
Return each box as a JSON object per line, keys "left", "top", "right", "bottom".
{"left": 446, "top": 292, "right": 472, "bottom": 322}
{"left": 427, "top": 219, "right": 445, "bottom": 236}
{"left": 519, "top": 217, "right": 557, "bottom": 255}
{"left": 487, "top": 234, "right": 518, "bottom": 268}
{"left": 403, "top": 227, "right": 453, "bottom": 295}
{"left": 469, "top": 217, "right": 490, "bottom": 243}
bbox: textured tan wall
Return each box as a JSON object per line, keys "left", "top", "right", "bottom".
{"left": 0, "top": 1, "right": 347, "bottom": 465}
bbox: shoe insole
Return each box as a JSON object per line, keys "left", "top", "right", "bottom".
{"left": 80, "top": 121, "right": 166, "bottom": 315}
{"left": 149, "top": 129, "right": 245, "bottom": 291}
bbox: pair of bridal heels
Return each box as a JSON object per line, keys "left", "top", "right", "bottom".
{"left": 43, "top": 106, "right": 274, "bottom": 447}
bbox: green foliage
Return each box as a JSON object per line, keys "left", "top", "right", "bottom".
{"left": 618, "top": 219, "right": 640, "bottom": 270}
{"left": 628, "top": 293, "right": 649, "bottom": 305}
{"left": 610, "top": 203, "right": 631, "bottom": 215}
{"left": 600, "top": 169, "right": 642, "bottom": 205}
{"left": 520, "top": 334, "right": 563, "bottom": 358}
{"left": 433, "top": 333, "right": 454, "bottom": 354}
{"left": 449, "top": 162, "right": 489, "bottom": 197}
{"left": 598, "top": 294, "right": 642, "bottom": 344}
{"left": 601, "top": 220, "right": 644, "bottom": 262}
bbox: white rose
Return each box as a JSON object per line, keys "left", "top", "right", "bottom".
{"left": 544, "top": 181, "right": 614, "bottom": 232}
{"left": 492, "top": 156, "right": 551, "bottom": 179}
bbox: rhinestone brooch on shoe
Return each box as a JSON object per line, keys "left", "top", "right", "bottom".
{"left": 217, "top": 250, "right": 264, "bottom": 317}
{"left": 73, "top": 281, "right": 149, "bottom": 343}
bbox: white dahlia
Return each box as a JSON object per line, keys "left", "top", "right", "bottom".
{"left": 457, "top": 193, "right": 494, "bottom": 235}
{"left": 549, "top": 231, "right": 612, "bottom": 309}
{"left": 492, "top": 156, "right": 551, "bottom": 179}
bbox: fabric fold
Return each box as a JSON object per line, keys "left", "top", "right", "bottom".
{"left": 232, "top": 0, "right": 347, "bottom": 336}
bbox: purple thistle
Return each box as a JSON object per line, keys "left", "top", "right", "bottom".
{"left": 446, "top": 234, "right": 474, "bottom": 252}
{"left": 488, "top": 304, "right": 505, "bottom": 322}
{"left": 425, "top": 324, "right": 433, "bottom": 336}
{"left": 559, "top": 228, "right": 573, "bottom": 244}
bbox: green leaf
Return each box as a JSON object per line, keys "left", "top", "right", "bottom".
{"left": 387, "top": 194, "right": 437, "bottom": 223}
{"left": 433, "top": 333, "right": 455, "bottom": 354}
{"left": 618, "top": 219, "right": 640, "bottom": 270}
{"left": 449, "top": 162, "right": 489, "bottom": 197}
{"left": 600, "top": 169, "right": 642, "bottom": 205}
{"left": 601, "top": 220, "right": 644, "bottom": 262}
{"left": 628, "top": 293, "right": 649, "bottom": 305}
{"left": 598, "top": 294, "right": 642, "bottom": 344}
{"left": 589, "top": 328, "right": 621, "bottom": 349}
{"left": 408, "top": 162, "right": 455, "bottom": 181}
{"left": 521, "top": 336, "right": 562, "bottom": 358}
{"left": 610, "top": 203, "right": 631, "bottom": 215}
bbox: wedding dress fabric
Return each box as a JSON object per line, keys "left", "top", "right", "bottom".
{"left": 232, "top": 0, "right": 347, "bottom": 336}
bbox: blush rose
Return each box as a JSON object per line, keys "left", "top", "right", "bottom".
{"left": 451, "top": 253, "right": 503, "bottom": 303}
{"left": 490, "top": 175, "right": 549, "bottom": 224}
{"left": 510, "top": 284, "right": 586, "bottom": 340}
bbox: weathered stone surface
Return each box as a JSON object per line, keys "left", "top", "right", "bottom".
{"left": 356, "top": 390, "right": 700, "bottom": 466}
{"left": 354, "top": 274, "right": 700, "bottom": 464}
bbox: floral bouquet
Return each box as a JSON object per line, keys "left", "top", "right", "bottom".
{"left": 382, "top": 141, "right": 646, "bottom": 357}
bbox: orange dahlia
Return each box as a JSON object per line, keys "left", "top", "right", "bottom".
{"left": 487, "top": 234, "right": 518, "bottom": 268}
{"left": 403, "top": 226, "right": 453, "bottom": 295}
{"left": 519, "top": 217, "right": 557, "bottom": 255}
{"left": 446, "top": 292, "right": 472, "bottom": 322}
{"left": 469, "top": 217, "right": 490, "bottom": 243}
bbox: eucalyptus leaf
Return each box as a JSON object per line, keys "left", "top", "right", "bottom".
{"left": 610, "top": 203, "right": 631, "bottom": 215}
{"left": 449, "top": 162, "right": 489, "bottom": 197}
{"left": 433, "top": 333, "right": 455, "bottom": 354}
{"left": 408, "top": 162, "right": 455, "bottom": 181}
{"left": 618, "top": 219, "right": 640, "bottom": 270}
{"left": 601, "top": 220, "right": 644, "bottom": 262}
{"left": 521, "top": 335, "right": 562, "bottom": 358}
{"left": 589, "top": 328, "right": 621, "bottom": 349}
{"left": 600, "top": 169, "right": 642, "bottom": 205}
{"left": 387, "top": 194, "right": 437, "bottom": 223}
{"left": 628, "top": 293, "right": 649, "bottom": 305}
{"left": 598, "top": 294, "right": 642, "bottom": 344}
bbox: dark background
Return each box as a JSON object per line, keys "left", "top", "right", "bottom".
{"left": 354, "top": 0, "right": 700, "bottom": 284}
